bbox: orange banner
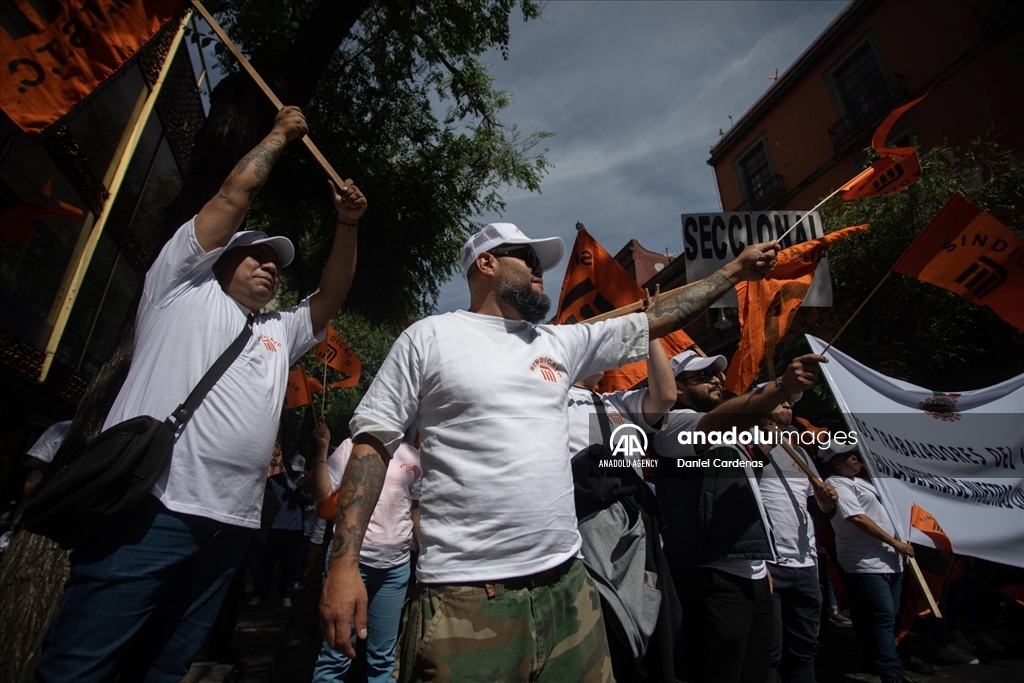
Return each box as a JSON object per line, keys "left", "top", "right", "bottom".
{"left": 1, "top": 1, "right": 188, "bottom": 134}
{"left": 315, "top": 323, "right": 362, "bottom": 381}
{"left": 555, "top": 228, "right": 693, "bottom": 392}
{"left": 726, "top": 225, "right": 869, "bottom": 393}
{"left": 838, "top": 91, "right": 929, "bottom": 200}
{"left": 910, "top": 503, "right": 953, "bottom": 553}
{"left": 284, "top": 367, "right": 312, "bottom": 409}
{"left": 892, "top": 194, "right": 1024, "bottom": 331}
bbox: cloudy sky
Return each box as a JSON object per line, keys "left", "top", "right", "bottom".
{"left": 434, "top": 0, "right": 849, "bottom": 313}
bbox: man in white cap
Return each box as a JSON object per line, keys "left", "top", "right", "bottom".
{"left": 651, "top": 349, "right": 826, "bottom": 683}
{"left": 322, "top": 221, "right": 781, "bottom": 681}
{"left": 34, "top": 106, "right": 366, "bottom": 683}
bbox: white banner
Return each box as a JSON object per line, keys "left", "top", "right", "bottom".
{"left": 681, "top": 210, "right": 831, "bottom": 308}
{"left": 807, "top": 335, "right": 1024, "bottom": 569}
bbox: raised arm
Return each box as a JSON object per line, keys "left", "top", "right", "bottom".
{"left": 641, "top": 339, "right": 675, "bottom": 427}
{"left": 308, "top": 180, "right": 367, "bottom": 334}
{"left": 646, "top": 241, "right": 778, "bottom": 339}
{"left": 311, "top": 416, "right": 333, "bottom": 503}
{"left": 320, "top": 434, "right": 391, "bottom": 656}
{"left": 194, "top": 106, "right": 308, "bottom": 251}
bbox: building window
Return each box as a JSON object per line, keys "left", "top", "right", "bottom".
{"left": 732, "top": 134, "right": 784, "bottom": 211}
{"left": 832, "top": 42, "right": 886, "bottom": 116}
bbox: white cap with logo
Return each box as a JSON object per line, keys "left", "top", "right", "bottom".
{"left": 290, "top": 454, "right": 306, "bottom": 472}
{"left": 224, "top": 230, "right": 295, "bottom": 268}
{"left": 670, "top": 349, "right": 727, "bottom": 378}
{"left": 459, "top": 223, "right": 563, "bottom": 274}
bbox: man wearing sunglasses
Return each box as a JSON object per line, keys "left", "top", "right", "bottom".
{"left": 651, "top": 349, "right": 826, "bottom": 683}
{"left": 324, "top": 222, "right": 781, "bottom": 682}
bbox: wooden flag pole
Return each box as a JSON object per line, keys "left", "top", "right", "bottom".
{"left": 189, "top": 0, "right": 346, "bottom": 188}
{"left": 322, "top": 357, "right": 328, "bottom": 416}
{"left": 775, "top": 188, "right": 841, "bottom": 244}
{"left": 907, "top": 510, "right": 943, "bottom": 618}
{"left": 820, "top": 271, "right": 891, "bottom": 354}
{"left": 777, "top": 439, "right": 825, "bottom": 488}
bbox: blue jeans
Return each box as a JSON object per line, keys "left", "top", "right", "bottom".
{"left": 844, "top": 571, "right": 905, "bottom": 678}
{"left": 32, "top": 496, "right": 251, "bottom": 683}
{"left": 768, "top": 564, "right": 822, "bottom": 683}
{"left": 313, "top": 557, "right": 411, "bottom": 683}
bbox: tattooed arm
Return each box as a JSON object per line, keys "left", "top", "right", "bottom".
{"left": 645, "top": 241, "right": 780, "bottom": 339}
{"left": 194, "top": 106, "right": 308, "bottom": 252}
{"left": 320, "top": 434, "right": 392, "bottom": 656}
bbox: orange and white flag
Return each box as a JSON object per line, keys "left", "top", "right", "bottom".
{"left": 910, "top": 503, "right": 953, "bottom": 553}
{"left": 555, "top": 227, "right": 693, "bottom": 392}
{"left": 315, "top": 323, "right": 362, "bottom": 382}
{"left": 838, "top": 91, "right": 929, "bottom": 200}
{"left": 892, "top": 194, "right": 1024, "bottom": 331}
{"left": 284, "top": 367, "right": 312, "bottom": 409}
{"left": 725, "top": 225, "right": 869, "bottom": 393}
{"left": 1, "top": 0, "right": 188, "bottom": 134}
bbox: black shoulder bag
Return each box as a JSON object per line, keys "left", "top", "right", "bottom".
{"left": 22, "top": 315, "right": 255, "bottom": 548}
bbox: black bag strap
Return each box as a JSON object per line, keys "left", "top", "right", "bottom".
{"left": 591, "top": 392, "right": 613, "bottom": 447}
{"left": 168, "top": 314, "right": 255, "bottom": 427}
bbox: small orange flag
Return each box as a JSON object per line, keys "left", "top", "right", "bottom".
{"left": 892, "top": 194, "right": 1024, "bottom": 331}
{"left": 555, "top": 227, "right": 694, "bottom": 392}
{"left": 725, "top": 225, "right": 869, "bottom": 393}
{"left": 315, "top": 324, "right": 362, "bottom": 382}
{"left": 910, "top": 503, "right": 953, "bottom": 552}
{"left": 284, "top": 367, "right": 312, "bottom": 409}
{"left": 0, "top": 176, "right": 85, "bottom": 244}
{"left": 838, "top": 91, "right": 929, "bottom": 200}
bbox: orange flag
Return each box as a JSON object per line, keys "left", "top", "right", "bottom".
{"left": 284, "top": 367, "right": 312, "bottom": 409}
{"left": 1, "top": 1, "right": 189, "bottom": 135}
{"left": 910, "top": 503, "right": 953, "bottom": 552}
{"left": 555, "top": 228, "right": 694, "bottom": 392}
{"left": 0, "top": 176, "right": 84, "bottom": 244}
{"left": 725, "top": 225, "right": 869, "bottom": 393}
{"left": 1000, "top": 584, "right": 1024, "bottom": 608}
{"left": 892, "top": 193, "right": 1024, "bottom": 330}
{"left": 329, "top": 376, "right": 360, "bottom": 389}
{"left": 315, "top": 324, "right": 362, "bottom": 381}
{"left": 838, "top": 91, "right": 929, "bottom": 200}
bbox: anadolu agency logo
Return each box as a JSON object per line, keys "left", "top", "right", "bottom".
{"left": 596, "top": 424, "right": 659, "bottom": 471}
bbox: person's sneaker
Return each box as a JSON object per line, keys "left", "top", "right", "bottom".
{"left": 280, "top": 597, "right": 292, "bottom": 608}
{"left": 246, "top": 596, "right": 260, "bottom": 607}
{"left": 829, "top": 609, "right": 853, "bottom": 627}
{"left": 904, "top": 655, "right": 937, "bottom": 674}
{"left": 934, "top": 643, "right": 980, "bottom": 665}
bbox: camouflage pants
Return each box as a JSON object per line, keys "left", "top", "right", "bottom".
{"left": 398, "top": 558, "right": 614, "bottom": 683}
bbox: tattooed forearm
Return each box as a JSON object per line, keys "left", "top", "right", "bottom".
{"left": 330, "top": 449, "right": 388, "bottom": 562}
{"left": 226, "top": 136, "right": 285, "bottom": 197}
{"left": 646, "top": 271, "right": 733, "bottom": 338}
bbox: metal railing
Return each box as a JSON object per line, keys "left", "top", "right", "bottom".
{"left": 827, "top": 73, "right": 909, "bottom": 151}
{"left": 734, "top": 173, "right": 785, "bottom": 212}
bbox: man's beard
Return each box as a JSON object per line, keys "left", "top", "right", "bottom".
{"left": 497, "top": 268, "right": 550, "bottom": 324}
{"left": 683, "top": 387, "right": 723, "bottom": 414}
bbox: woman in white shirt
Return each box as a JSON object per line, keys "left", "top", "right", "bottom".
{"left": 823, "top": 442, "right": 916, "bottom": 683}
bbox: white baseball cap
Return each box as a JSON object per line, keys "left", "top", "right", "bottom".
{"left": 459, "top": 223, "right": 563, "bottom": 274}
{"left": 224, "top": 230, "right": 295, "bottom": 268}
{"left": 670, "top": 349, "right": 727, "bottom": 378}
{"left": 290, "top": 454, "right": 306, "bottom": 472}
{"left": 820, "top": 441, "right": 858, "bottom": 462}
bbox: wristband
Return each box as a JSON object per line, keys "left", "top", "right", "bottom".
{"left": 774, "top": 376, "right": 786, "bottom": 396}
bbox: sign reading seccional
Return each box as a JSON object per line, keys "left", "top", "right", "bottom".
{"left": 681, "top": 210, "right": 833, "bottom": 308}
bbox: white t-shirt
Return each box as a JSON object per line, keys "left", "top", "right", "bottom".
{"left": 566, "top": 386, "right": 654, "bottom": 457}
{"left": 327, "top": 439, "right": 422, "bottom": 569}
{"left": 829, "top": 475, "right": 903, "bottom": 574}
{"left": 350, "top": 310, "right": 649, "bottom": 583}
{"left": 104, "top": 218, "right": 323, "bottom": 528}
{"left": 26, "top": 420, "right": 72, "bottom": 464}
{"left": 655, "top": 409, "right": 775, "bottom": 579}
{"left": 759, "top": 443, "right": 817, "bottom": 568}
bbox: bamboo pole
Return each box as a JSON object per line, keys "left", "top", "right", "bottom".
{"left": 189, "top": 0, "right": 346, "bottom": 188}
{"left": 820, "top": 271, "right": 892, "bottom": 355}
{"left": 39, "top": 11, "right": 192, "bottom": 382}
{"left": 775, "top": 188, "right": 841, "bottom": 244}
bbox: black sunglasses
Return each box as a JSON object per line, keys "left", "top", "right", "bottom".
{"left": 680, "top": 369, "right": 720, "bottom": 384}
{"left": 489, "top": 244, "right": 541, "bottom": 271}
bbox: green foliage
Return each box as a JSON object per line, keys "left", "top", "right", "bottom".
{"left": 204, "top": 0, "right": 551, "bottom": 321}
{"left": 815, "top": 132, "right": 1024, "bottom": 392}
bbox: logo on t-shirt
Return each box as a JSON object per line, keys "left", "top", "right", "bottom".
{"left": 529, "top": 357, "right": 562, "bottom": 382}
{"left": 260, "top": 334, "right": 282, "bottom": 352}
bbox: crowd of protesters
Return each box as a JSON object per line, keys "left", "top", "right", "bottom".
{"left": 5, "top": 107, "right": 1020, "bottom": 683}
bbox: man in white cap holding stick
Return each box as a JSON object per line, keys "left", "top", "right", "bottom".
{"left": 322, "top": 221, "right": 780, "bottom": 682}
{"left": 34, "top": 106, "right": 366, "bottom": 683}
